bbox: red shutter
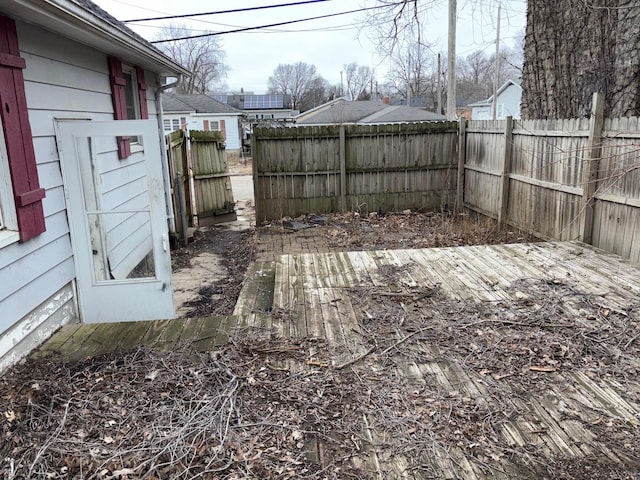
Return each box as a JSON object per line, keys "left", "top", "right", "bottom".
{"left": 220, "top": 119, "right": 226, "bottom": 139}
{"left": 203, "top": 120, "right": 209, "bottom": 131}
{"left": 135, "top": 66, "right": 148, "bottom": 119}
{"left": 107, "top": 56, "right": 130, "bottom": 159}
{"left": 0, "top": 15, "right": 46, "bottom": 242}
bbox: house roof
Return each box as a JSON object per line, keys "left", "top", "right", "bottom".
{"left": 468, "top": 79, "right": 522, "bottom": 107}
{"left": 161, "top": 95, "right": 193, "bottom": 113}
{"left": 1, "top": 0, "right": 188, "bottom": 77}
{"left": 295, "top": 98, "right": 445, "bottom": 125}
{"left": 162, "top": 94, "right": 243, "bottom": 115}
{"left": 296, "top": 99, "right": 387, "bottom": 124}
{"left": 361, "top": 105, "right": 446, "bottom": 123}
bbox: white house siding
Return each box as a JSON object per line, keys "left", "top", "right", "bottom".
{"left": 0, "top": 20, "right": 161, "bottom": 371}
{"left": 471, "top": 84, "right": 522, "bottom": 120}
{"left": 498, "top": 84, "right": 522, "bottom": 119}
{"left": 471, "top": 105, "right": 492, "bottom": 120}
{"left": 164, "top": 113, "right": 242, "bottom": 151}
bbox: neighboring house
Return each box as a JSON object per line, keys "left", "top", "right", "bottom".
{"left": 469, "top": 79, "right": 522, "bottom": 120}
{"left": 0, "top": 0, "right": 189, "bottom": 372}
{"left": 161, "top": 94, "right": 244, "bottom": 153}
{"left": 212, "top": 93, "right": 299, "bottom": 122}
{"left": 295, "top": 98, "right": 446, "bottom": 125}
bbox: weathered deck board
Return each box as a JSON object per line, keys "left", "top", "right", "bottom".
{"left": 37, "top": 316, "right": 252, "bottom": 359}
{"left": 263, "top": 241, "right": 640, "bottom": 479}
{"left": 232, "top": 261, "right": 276, "bottom": 316}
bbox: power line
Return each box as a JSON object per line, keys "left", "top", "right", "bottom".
{"left": 123, "top": 0, "right": 335, "bottom": 23}
{"left": 150, "top": 5, "right": 382, "bottom": 43}
{"left": 129, "top": 21, "right": 358, "bottom": 34}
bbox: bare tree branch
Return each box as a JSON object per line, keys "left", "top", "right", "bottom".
{"left": 267, "top": 62, "right": 328, "bottom": 111}
{"left": 155, "top": 23, "right": 227, "bottom": 94}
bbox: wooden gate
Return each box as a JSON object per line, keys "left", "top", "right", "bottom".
{"left": 189, "top": 130, "right": 235, "bottom": 226}
{"left": 166, "top": 129, "right": 236, "bottom": 245}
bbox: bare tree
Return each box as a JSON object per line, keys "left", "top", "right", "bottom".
{"left": 267, "top": 62, "right": 327, "bottom": 111}
{"left": 343, "top": 63, "right": 374, "bottom": 101}
{"left": 155, "top": 24, "right": 227, "bottom": 94}
{"left": 365, "top": 1, "right": 502, "bottom": 53}
{"left": 386, "top": 40, "right": 439, "bottom": 106}
{"left": 300, "top": 76, "right": 330, "bottom": 110}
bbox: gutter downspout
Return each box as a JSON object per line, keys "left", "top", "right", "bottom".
{"left": 155, "top": 74, "right": 181, "bottom": 234}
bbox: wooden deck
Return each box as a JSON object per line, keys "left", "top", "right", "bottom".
{"left": 36, "top": 241, "right": 640, "bottom": 478}
{"left": 232, "top": 240, "right": 640, "bottom": 478}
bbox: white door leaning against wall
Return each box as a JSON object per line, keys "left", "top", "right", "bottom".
{"left": 56, "top": 120, "right": 175, "bottom": 323}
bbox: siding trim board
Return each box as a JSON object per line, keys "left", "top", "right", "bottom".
{"left": 0, "top": 14, "right": 46, "bottom": 242}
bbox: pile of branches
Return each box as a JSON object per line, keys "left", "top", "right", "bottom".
{"left": 1, "top": 336, "right": 366, "bottom": 480}
{"left": 345, "top": 272, "right": 640, "bottom": 477}
{"left": 258, "top": 210, "right": 539, "bottom": 253}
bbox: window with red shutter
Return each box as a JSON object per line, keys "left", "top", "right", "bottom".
{"left": 108, "top": 58, "right": 149, "bottom": 159}
{"left": 0, "top": 14, "right": 46, "bottom": 243}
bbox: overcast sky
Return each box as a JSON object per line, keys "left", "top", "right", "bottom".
{"left": 92, "top": 0, "right": 527, "bottom": 94}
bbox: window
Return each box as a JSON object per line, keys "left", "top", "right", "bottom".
{"left": 122, "top": 68, "right": 140, "bottom": 121}
{"left": 0, "top": 117, "right": 18, "bottom": 236}
{"left": 203, "top": 120, "right": 220, "bottom": 132}
{"left": 497, "top": 103, "right": 504, "bottom": 119}
{"left": 108, "top": 58, "right": 148, "bottom": 159}
{"left": 163, "top": 118, "right": 181, "bottom": 132}
{"left": 0, "top": 14, "right": 46, "bottom": 244}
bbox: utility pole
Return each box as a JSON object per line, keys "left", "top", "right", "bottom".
{"left": 437, "top": 53, "right": 442, "bottom": 115}
{"left": 340, "top": 70, "right": 344, "bottom": 98}
{"left": 491, "top": 4, "right": 501, "bottom": 120}
{"left": 446, "top": 0, "right": 457, "bottom": 120}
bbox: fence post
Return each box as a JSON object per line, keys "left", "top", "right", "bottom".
{"left": 579, "top": 92, "right": 604, "bottom": 244}
{"left": 456, "top": 117, "right": 466, "bottom": 211}
{"left": 498, "top": 116, "right": 514, "bottom": 225}
{"left": 339, "top": 125, "right": 346, "bottom": 212}
{"left": 252, "top": 127, "right": 260, "bottom": 223}
{"left": 176, "top": 171, "right": 188, "bottom": 247}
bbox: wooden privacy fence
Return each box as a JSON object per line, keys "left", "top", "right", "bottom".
{"left": 166, "top": 129, "right": 235, "bottom": 245}
{"left": 252, "top": 122, "right": 459, "bottom": 222}
{"left": 462, "top": 95, "right": 640, "bottom": 262}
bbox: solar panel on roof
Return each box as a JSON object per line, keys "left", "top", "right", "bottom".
{"left": 244, "top": 94, "right": 284, "bottom": 110}
{"left": 212, "top": 95, "right": 228, "bottom": 104}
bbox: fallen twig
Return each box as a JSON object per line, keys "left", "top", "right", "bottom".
{"left": 334, "top": 346, "right": 377, "bottom": 370}
{"left": 381, "top": 327, "right": 432, "bottom": 355}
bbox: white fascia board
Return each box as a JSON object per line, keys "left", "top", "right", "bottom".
{"left": 3, "top": 0, "right": 189, "bottom": 77}
{"left": 192, "top": 112, "right": 242, "bottom": 118}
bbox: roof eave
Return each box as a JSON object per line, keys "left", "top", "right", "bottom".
{"left": 4, "top": 0, "right": 189, "bottom": 77}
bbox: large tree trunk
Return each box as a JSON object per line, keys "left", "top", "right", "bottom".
{"left": 521, "top": 1, "right": 640, "bottom": 119}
